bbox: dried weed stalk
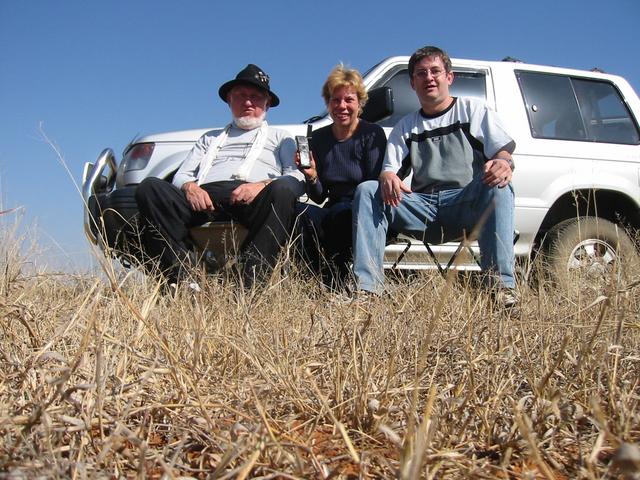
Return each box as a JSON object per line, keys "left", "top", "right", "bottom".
{"left": 0, "top": 231, "right": 639, "bottom": 479}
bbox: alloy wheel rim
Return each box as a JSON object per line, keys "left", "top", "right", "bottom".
{"left": 566, "top": 238, "right": 617, "bottom": 278}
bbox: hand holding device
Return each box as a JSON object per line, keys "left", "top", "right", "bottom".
{"left": 296, "top": 135, "right": 312, "bottom": 168}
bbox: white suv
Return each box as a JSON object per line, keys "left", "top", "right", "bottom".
{"left": 82, "top": 56, "right": 640, "bottom": 286}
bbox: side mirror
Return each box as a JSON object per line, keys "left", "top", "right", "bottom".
{"left": 361, "top": 86, "right": 394, "bottom": 123}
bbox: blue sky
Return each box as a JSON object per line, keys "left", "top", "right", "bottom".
{"left": 1, "top": 0, "right": 639, "bottom": 271}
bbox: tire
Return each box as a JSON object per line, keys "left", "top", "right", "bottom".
{"left": 94, "top": 186, "right": 146, "bottom": 269}
{"left": 541, "top": 216, "right": 639, "bottom": 292}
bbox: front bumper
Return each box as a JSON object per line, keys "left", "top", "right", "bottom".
{"left": 82, "top": 148, "right": 118, "bottom": 246}
{"left": 82, "top": 149, "right": 143, "bottom": 262}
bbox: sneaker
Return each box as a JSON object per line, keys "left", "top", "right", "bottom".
{"left": 351, "top": 289, "right": 380, "bottom": 306}
{"left": 493, "top": 288, "right": 519, "bottom": 309}
{"left": 328, "top": 291, "right": 353, "bottom": 304}
{"left": 328, "top": 289, "right": 378, "bottom": 306}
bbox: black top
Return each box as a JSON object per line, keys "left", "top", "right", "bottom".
{"left": 308, "top": 119, "right": 387, "bottom": 205}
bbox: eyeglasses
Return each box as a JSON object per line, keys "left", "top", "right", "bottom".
{"left": 413, "top": 68, "right": 447, "bottom": 79}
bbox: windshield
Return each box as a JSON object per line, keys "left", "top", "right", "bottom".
{"left": 303, "top": 111, "right": 328, "bottom": 124}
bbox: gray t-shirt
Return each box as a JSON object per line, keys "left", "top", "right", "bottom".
{"left": 382, "top": 97, "right": 515, "bottom": 192}
{"left": 172, "top": 123, "right": 303, "bottom": 190}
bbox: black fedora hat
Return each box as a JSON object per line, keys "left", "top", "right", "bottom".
{"left": 218, "top": 64, "right": 280, "bottom": 107}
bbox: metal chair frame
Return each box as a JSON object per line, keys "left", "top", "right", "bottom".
{"left": 390, "top": 233, "right": 480, "bottom": 275}
{"left": 390, "top": 230, "right": 518, "bottom": 277}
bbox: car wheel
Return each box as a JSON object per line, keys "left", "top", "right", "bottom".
{"left": 542, "top": 216, "right": 638, "bottom": 292}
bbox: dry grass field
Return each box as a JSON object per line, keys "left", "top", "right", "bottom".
{"left": 1, "top": 225, "right": 639, "bottom": 479}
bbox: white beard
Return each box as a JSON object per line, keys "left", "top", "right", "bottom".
{"left": 233, "top": 112, "right": 266, "bottom": 130}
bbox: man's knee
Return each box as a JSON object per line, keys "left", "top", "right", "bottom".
{"left": 488, "top": 185, "right": 515, "bottom": 219}
{"left": 491, "top": 183, "right": 513, "bottom": 198}
{"left": 354, "top": 180, "right": 379, "bottom": 204}
{"left": 474, "top": 182, "right": 514, "bottom": 215}
{"left": 268, "top": 177, "right": 299, "bottom": 203}
{"left": 135, "top": 177, "right": 170, "bottom": 205}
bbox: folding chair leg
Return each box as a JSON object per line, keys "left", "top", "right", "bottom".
{"left": 424, "top": 242, "right": 447, "bottom": 276}
{"left": 391, "top": 238, "right": 412, "bottom": 270}
{"left": 443, "top": 241, "right": 468, "bottom": 274}
{"left": 465, "top": 245, "right": 482, "bottom": 268}
{"left": 421, "top": 230, "right": 517, "bottom": 277}
{"left": 427, "top": 239, "right": 478, "bottom": 278}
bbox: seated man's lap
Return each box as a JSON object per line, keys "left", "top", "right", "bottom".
{"left": 437, "top": 181, "right": 513, "bottom": 234}
{"left": 136, "top": 177, "right": 209, "bottom": 229}
{"left": 200, "top": 180, "right": 245, "bottom": 209}
{"left": 387, "top": 180, "right": 513, "bottom": 243}
{"left": 387, "top": 192, "right": 436, "bottom": 237}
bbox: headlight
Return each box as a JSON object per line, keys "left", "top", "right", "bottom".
{"left": 122, "top": 143, "right": 155, "bottom": 171}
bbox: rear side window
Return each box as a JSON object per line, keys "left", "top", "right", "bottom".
{"left": 376, "top": 69, "right": 487, "bottom": 127}
{"left": 517, "top": 71, "right": 640, "bottom": 144}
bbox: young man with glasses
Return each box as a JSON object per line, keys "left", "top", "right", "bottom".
{"left": 352, "top": 46, "right": 518, "bottom": 308}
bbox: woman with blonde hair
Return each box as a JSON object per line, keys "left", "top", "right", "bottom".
{"left": 297, "top": 64, "right": 387, "bottom": 290}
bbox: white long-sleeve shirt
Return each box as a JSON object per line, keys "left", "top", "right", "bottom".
{"left": 172, "top": 124, "right": 303, "bottom": 192}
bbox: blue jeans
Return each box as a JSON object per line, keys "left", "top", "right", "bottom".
{"left": 352, "top": 178, "right": 516, "bottom": 293}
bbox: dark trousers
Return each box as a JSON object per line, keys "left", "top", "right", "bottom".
{"left": 297, "top": 200, "right": 353, "bottom": 290}
{"left": 135, "top": 177, "right": 299, "bottom": 286}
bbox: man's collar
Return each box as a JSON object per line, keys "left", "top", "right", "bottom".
{"left": 419, "top": 97, "right": 456, "bottom": 119}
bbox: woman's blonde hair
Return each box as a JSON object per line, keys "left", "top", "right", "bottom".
{"left": 321, "top": 64, "right": 368, "bottom": 113}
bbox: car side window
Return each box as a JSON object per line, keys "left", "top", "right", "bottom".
{"left": 375, "top": 69, "right": 487, "bottom": 127}
{"left": 517, "top": 71, "right": 640, "bottom": 144}
{"left": 573, "top": 78, "right": 640, "bottom": 144}
{"left": 516, "top": 72, "right": 586, "bottom": 140}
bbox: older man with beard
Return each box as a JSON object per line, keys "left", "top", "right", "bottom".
{"left": 135, "top": 64, "right": 303, "bottom": 290}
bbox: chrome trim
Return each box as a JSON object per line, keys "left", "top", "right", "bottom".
{"left": 82, "top": 148, "right": 117, "bottom": 245}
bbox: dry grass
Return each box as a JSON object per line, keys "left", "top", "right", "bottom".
{"left": 1, "top": 232, "right": 639, "bottom": 479}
